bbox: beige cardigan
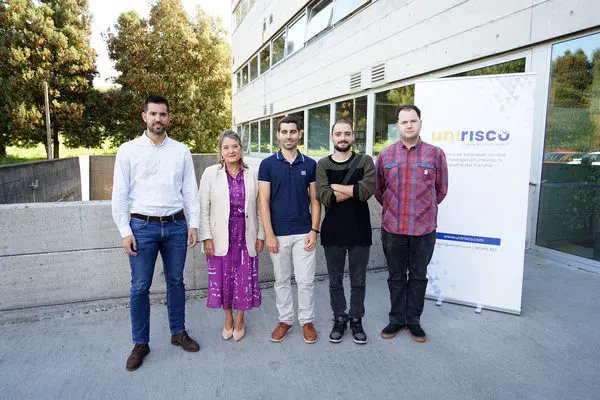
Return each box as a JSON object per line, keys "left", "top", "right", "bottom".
{"left": 199, "top": 164, "right": 265, "bottom": 257}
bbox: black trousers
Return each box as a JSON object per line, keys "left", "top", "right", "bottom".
{"left": 323, "top": 246, "right": 370, "bottom": 320}
{"left": 381, "top": 229, "right": 436, "bottom": 325}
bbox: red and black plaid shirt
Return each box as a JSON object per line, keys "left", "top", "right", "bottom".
{"left": 374, "top": 139, "right": 448, "bottom": 236}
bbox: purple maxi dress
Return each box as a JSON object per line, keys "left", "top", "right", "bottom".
{"left": 206, "top": 169, "right": 261, "bottom": 310}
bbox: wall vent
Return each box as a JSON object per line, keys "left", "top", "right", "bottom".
{"left": 263, "top": 105, "right": 267, "bottom": 116}
{"left": 371, "top": 63, "right": 385, "bottom": 83}
{"left": 350, "top": 72, "right": 361, "bottom": 90}
{"left": 269, "top": 103, "right": 274, "bottom": 114}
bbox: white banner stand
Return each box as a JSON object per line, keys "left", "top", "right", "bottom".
{"left": 415, "top": 73, "right": 536, "bottom": 315}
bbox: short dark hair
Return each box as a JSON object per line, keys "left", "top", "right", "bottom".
{"left": 144, "top": 95, "right": 170, "bottom": 113}
{"left": 331, "top": 119, "right": 353, "bottom": 135}
{"left": 277, "top": 115, "right": 300, "bottom": 132}
{"left": 395, "top": 104, "right": 421, "bottom": 121}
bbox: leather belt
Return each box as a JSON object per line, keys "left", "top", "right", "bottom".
{"left": 130, "top": 210, "right": 186, "bottom": 223}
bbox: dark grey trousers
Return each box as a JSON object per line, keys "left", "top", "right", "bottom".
{"left": 323, "top": 246, "right": 370, "bottom": 320}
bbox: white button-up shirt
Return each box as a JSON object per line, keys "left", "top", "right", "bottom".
{"left": 111, "top": 132, "right": 200, "bottom": 238}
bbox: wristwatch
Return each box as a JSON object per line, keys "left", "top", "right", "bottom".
{"left": 311, "top": 228, "right": 320, "bottom": 234}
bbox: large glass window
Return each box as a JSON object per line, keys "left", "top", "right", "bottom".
{"left": 305, "top": 0, "right": 334, "bottom": 42}
{"left": 259, "top": 46, "right": 270, "bottom": 74}
{"left": 332, "top": 0, "right": 369, "bottom": 25}
{"left": 260, "top": 119, "right": 270, "bottom": 153}
{"left": 287, "top": 13, "right": 307, "bottom": 56}
{"left": 250, "top": 55, "right": 259, "bottom": 81}
{"left": 335, "top": 96, "right": 367, "bottom": 153}
{"left": 272, "top": 32, "right": 286, "bottom": 66}
{"left": 236, "top": 72, "right": 241, "bottom": 91}
{"left": 241, "top": 64, "right": 249, "bottom": 86}
{"left": 373, "top": 85, "right": 414, "bottom": 155}
{"left": 250, "top": 122, "right": 259, "bottom": 153}
{"left": 536, "top": 33, "right": 600, "bottom": 261}
{"left": 307, "top": 105, "right": 330, "bottom": 156}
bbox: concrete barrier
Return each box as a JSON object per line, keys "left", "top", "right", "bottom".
{"left": 0, "top": 158, "right": 81, "bottom": 204}
{"left": 89, "top": 154, "right": 216, "bottom": 200}
{"left": 0, "top": 200, "right": 386, "bottom": 319}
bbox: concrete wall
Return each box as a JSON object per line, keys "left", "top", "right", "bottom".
{"left": 0, "top": 198, "right": 385, "bottom": 316}
{"left": 89, "top": 154, "right": 217, "bottom": 200}
{"left": 0, "top": 158, "right": 81, "bottom": 204}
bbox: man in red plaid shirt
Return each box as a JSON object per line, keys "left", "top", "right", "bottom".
{"left": 374, "top": 104, "right": 448, "bottom": 342}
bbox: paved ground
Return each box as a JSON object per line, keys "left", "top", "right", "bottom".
{"left": 1, "top": 252, "right": 599, "bottom": 400}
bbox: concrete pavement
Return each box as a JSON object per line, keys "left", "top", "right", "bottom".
{"left": 1, "top": 251, "right": 599, "bottom": 400}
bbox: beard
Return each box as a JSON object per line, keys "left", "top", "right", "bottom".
{"left": 148, "top": 122, "right": 166, "bottom": 135}
{"left": 334, "top": 142, "right": 352, "bottom": 152}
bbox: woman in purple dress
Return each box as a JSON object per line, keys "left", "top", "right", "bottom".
{"left": 199, "top": 131, "right": 264, "bottom": 341}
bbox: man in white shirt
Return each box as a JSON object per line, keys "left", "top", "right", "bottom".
{"left": 112, "top": 95, "right": 201, "bottom": 371}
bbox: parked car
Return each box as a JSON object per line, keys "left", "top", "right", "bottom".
{"left": 544, "top": 150, "right": 586, "bottom": 163}
{"left": 567, "top": 151, "right": 600, "bottom": 165}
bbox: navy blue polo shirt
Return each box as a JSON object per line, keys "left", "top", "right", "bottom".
{"left": 258, "top": 150, "right": 316, "bottom": 236}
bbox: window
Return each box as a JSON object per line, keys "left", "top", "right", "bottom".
{"left": 233, "top": 0, "right": 257, "bottom": 30}
{"left": 260, "top": 120, "right": 271, "bottom": 153}
{"left": 259, "top": 46, "right": 271, "bottom": 74}
{"left": 335, "top": 96, "right": 367, "bottom": 153}
{"left": 287, "top": 13, "right": 307, "bottom": 56}
{"left": 250, "top": 55, "right": 259, "bottom": 81}
{"left": 305, "top": 0, "right": 334, "bottom": 42}
{"left": 373, "top": 85, "right": 414, "bottom": 155}
{"left": 332, "top": 0, "right": 369, "bottom": 25}
{"left": 536, "top": 33, "right": 600, "bottom": 261}
{"left": 242, "top": 64, "right": 249, "bottom": 86}
{"left": 273, "top": 112, "right": 305, "bottom": 153}
{"left": 236, "top": 72, "right": 242, "bottom": 91}
{"left": 272, "top": 31, "right": 286, "bottom": 66}
{"left": 307, "top": 105, "right": 330, "bottom": 156}
{"left": 447, "top": 58, "right": 526, "bottom": 77}
{"left": 243, "top": 123, "right": 251, "bottom": 152}
{"left": 236, "top": 125, "right": 245, "bottom": 152}
{"left": 272, "top": 115, "right": 283, "bottom": 152}
{"left": 240, "top": 1, "right": 248, "bottom": 20}
{"left": 235, "top": 5, "right": 243, "bottom": 28}
{"left": 250, "top": 122, "right": 259, "bottom": 153}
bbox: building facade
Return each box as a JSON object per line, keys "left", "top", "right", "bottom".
{"left": 230, "top": 0, "right": 600, "bottom": 269}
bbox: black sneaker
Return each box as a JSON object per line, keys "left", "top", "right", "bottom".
{"left": 408, "top": 324, "right": 426, "bottom": 342}
{"left": 328, "top": 316, "right": 347, "bottom": 343}
{"left": 380, "top": 322, "right": 406, "bottom": 339}
{"left": 349, "top": 318, "right": 368, "bottom": 344}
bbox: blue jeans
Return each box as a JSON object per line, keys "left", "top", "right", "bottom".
{"left": 129, "top": 217, "right": 188, "bottom": 344}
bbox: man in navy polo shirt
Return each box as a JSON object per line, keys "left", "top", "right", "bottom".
{"left": 258, "top": 116, "right": 321, "bottom": 344}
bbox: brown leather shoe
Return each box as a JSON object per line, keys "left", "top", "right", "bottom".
{"left": 271, "top": 322, "right": 293, "bottom": 342}
{"left": 303, "top": 322, "right": 317, "bottom": 344}
{"left": 171, "top": 331, "right": 200, "bottom": 352}
{"left": 126, "top": 344, "right": 150, "bottom": 371}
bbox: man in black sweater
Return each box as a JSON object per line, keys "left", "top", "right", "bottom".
{"left": 315, "top": 119, "right": 376, "bottom": 344}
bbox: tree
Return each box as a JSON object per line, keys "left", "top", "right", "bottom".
{"left": 545, "top": 48, "right": 597, "bottom": 152}
{"left": 0, "top": 0, "right": 97, "bottom": 158}
{"left": 106, "top": 0, "right": 231, "bottom": 153}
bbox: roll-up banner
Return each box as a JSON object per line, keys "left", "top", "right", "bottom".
{"left": 415, "top": 73, "right": 536, "bottom": 314}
